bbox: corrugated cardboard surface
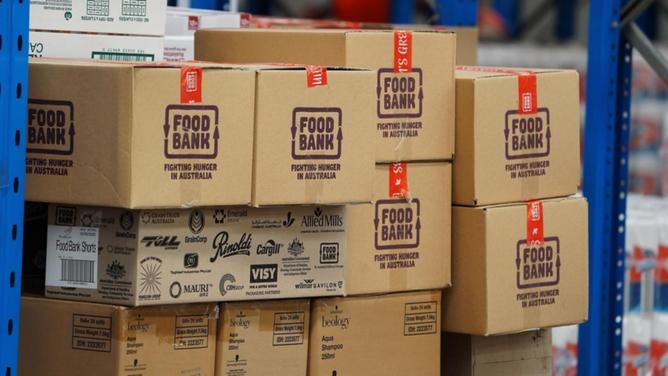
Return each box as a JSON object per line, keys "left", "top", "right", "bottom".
{"left": 445, "top": 196, "right": 589, "bottom": 335}
{"left": 443, "top": 330, "right": 552, "bottom": 376}
{"left": 44, "top": 204, "right": 347, "bottom": 306}
{"left": 217, "top": 299, "right": 310, "bottom": 376}
{"left": 252, "top": 68, "right": 375, "bottom": 205}
{"left": 346, "top": 162, "right": 451, "bottom": 295}
{"left": 18, "top": 295, "right": 217, "bottom": 376}
{"left": 453, "top": 68, "right": 581, "bottom": 206}
{"left": 196, "top": 29, "right": 455, "bottom": 162}
{"left": 309, "top": 290, "right": 441, "bottom": 376}
{"left": 26, "top": 59, "right": 255, "bottom": 209}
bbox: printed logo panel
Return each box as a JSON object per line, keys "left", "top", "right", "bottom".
{"left": 27, "top": 99, "right": 75, "bottom": 155}
{"left": 164, "top": 105, "right": 219, "bottom": 159}
{"left": 504, "top": 108, "right": 551, "bottom": 160}
{"left": 376, "top": 68, "right": 423, "bottom": 118}
{"left": 516, "top": 236, "right": 561, "bottom": 289}
{"left": 291, "top": 107, "right": 342, "bottom": 160}
{"left": 374, "top": 199, "right": 421, "bottom": 250}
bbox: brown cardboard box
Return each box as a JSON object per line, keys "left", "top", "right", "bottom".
{"left": 309, "top": 290, "right": 441, "bottom": 376}
{"left": 453, "top": 67, "right": 581, "bottom": 206}
{"left": 196, "top": 29, "right": 455, "bottom": 163}
{"left": 444, "top": 196, "right": 588, "bottom": 335}
{"left": 246, "top": 18, "right": 478, "bottom": 65}
{"left": 27, "top": 59, "right": 255, "bottom": 209}
{"left": 18, "top": 295, "right": 217, "bottom": 376}
{"left": 251, "top": 66, "right": 375, "bottom": 205}
{"left": 44, "top": 205, "right": 347, "bottom": 306}
{"left": 346, "top": 162, "right": 451, "bottom": 295}
{"left": 217, "top": 299, "right": 310, "bottom": 376}
{"left": 443, "top": 330, "right": 552, "bottom": 375}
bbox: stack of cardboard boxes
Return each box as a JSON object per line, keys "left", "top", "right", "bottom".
{"left": 18, "top": 26, "right": 589, "bottom": 376}
{"left": 197, "top": 29, "right": 456, "bottom": 375}
{"left": 29, "top": 0, "right": 166, "bottom": 61}
{"left": 442, "top": 66, "right": 589, "bottom": 374}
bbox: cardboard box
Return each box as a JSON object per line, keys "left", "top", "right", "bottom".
{"left": 18, "top": 295, "right": 217, "bottom": 376}
{"left": 164, "top": 35, "right": 194, "bottom": 62}
{"left": 195, "top": 29, "right": 455, "bottom": 162}
{"left": 346, "top": 162, "right": 451, "bottom": 295}
{"left": 444, "top": 196, "right": 588, "bottom": 335}
{"left": 166, "top": 7, "right": 248, "bottom": 36}
{"left": 27, "top": 59, "right": 255, "bottom": 208}
{"left": 443, "top": 330, "right": 552, "bottom": 375}
{"left": 251, "top": 66, "right": 375, "bottom": 206}
{"left": 29, "top": 0, "right": 166, "bottom": 36}
{"left": 245, "top": 17, "right": 477, "bottom": 65}
{"left": 44, "top": 204, "right": 348, "bottom": 306}
{"left": 30, "top": 31, "right": 164, "bottom": 61}
{"left": 309, "top": 290, "right": 441, "bottom": 376}
{"left": 217, "top": 299, "right": 310, "bottom": 376}
{"left": 453, "top": 67, "right": 581, "bottom": 206}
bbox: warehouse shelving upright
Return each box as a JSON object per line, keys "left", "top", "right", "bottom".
{"left": 0, "top": 0, "right": 28, "bottom": 375}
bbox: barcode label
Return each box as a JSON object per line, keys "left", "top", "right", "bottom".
{"left": 91, "top": 52, "right": 155, "bottom": 62}
{"left": 46, "top": 225, "right": 99, "bottom": 289}
{"left": 62, "top": 259, "right": 96, "bottom": 283}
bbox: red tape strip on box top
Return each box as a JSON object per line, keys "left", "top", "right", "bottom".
{"left": 305, "top": 65, "right": 328, "bottom": 88}
{"left": 527, "top": 200, "right": 545, "bottom": 245}
{"left": 389, "top": 162, "right": 408, "bottom": 198}
{"left": 394, "top": 31, "right": 413, "bottom": 73}
{"left": 181, "top": 66, "right": 202, "bottom": 104}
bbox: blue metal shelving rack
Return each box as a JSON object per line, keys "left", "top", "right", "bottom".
{"left": 0, "top": 0, "right": 28, "bottom": 375}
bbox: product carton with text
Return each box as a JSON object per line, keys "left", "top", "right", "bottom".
{"left": 444, "top": 196, "right": 588, "bottom": 335}
{"left": 217, "top": 299, "right": 310, "bottom": 376}
{"left": 196, "top": 29, "right": 455, "bottom": 162}
{"left": 43, "top": 204, "right": 348, "bottom": 306}
{"left": 18, "top": 295, "right": 217, "bottom": 376}
{"left": 251, "top": 66, "right": 375, "bottom": 205}
{"left": 27, "top": 59, "right": 255, "bottom": 208}
{"left": 346, "top": 162, "right": 451, "bottom": 294}
{"left": 309, "top": 290, "right": 441, "bottom": 376}
{"left": 454, "top": 67, "right": 581, "bottom": 206}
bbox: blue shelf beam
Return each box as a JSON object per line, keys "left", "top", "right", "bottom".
{"left": 0, "top": 0, "right": 28, "bottom": 375}
{"left": 436, "top": 0, "right": 478, "bottom": 26}
{"left": 391, "top": 0, "right": 415, "bottom": 24}
{"left": 579, "top": 0, "right": 630, "bottom": 374}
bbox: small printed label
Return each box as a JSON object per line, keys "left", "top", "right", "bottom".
{"left": 517, "top": 72, "right": 537, "bottom": 114}
{"left": 393, "top": 31, "right": 413, "bottom": 73}
{"left": 404, "top": 301, "right": 437, "bottom": 336}
{"left": 305, "top": 66, "right": 328, "bottom": 88}
{"left": 46, "top": 225, "right": 99, "bottom": 289}
{"left": 174, "top": 315, "right": 209, "bottom": 350}
{"left": 72, "top": 314, "right": 112, "bottom": 352}
{"left": 273, "top": 311, "right": 305, "bottom": 346}
{"left": 526, "top": 201, "right": 544, "bottom": 245}
{"left": 389, "top": 162, "right": 408, "bottom": 198}
{"left": 188, "top": 15, "right": 200, "bottom": 30}
{"left": 181, "top": 66, "right": 202, "bottom": 104}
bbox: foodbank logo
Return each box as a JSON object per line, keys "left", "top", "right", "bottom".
{"left": 374, "top": 198, "right": 421, "bottom": 250}
{"left": 164, "top": 105, "right": 220, "bottom": 159}
{"left": 291, "top": 107, "right": 342, "bottom": 160}
{"left": 27, "top": 99, "right": 75, "bottom": 155}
